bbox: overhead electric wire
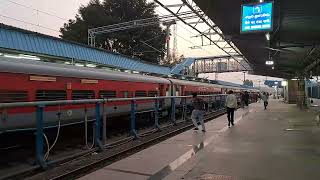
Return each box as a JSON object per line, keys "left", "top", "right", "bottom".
{"left": 154, "top": 4, "right": 223, "bottom": 56}
{"left": 176, "top": 33, "right": 213, "bottom": 55}
{"left": 7, "top": 0, "right": 68, "bottom": 21}
{"left": 0, "top": 14, "right": 60, "bottom": 33}
{"left": 155, "top": 8, "right": 197, "bottom": 36}
{"left": 0, "top": 0, "right": 68, "bottom": 34}
{"left": 156, "top": 8, "right": 207, "bottom": 53}
{"left": 156, "top": 0, "right": 246, "bottom": 79}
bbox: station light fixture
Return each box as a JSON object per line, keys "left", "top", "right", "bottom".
{"left": 86, "top": 64, "right": 97, "bottom": 68}
{"left": 265, "top": 60, "right": 274, "bottom": 65}
{"left": 259, "top": 0, "right": 264, "bottom": 3}
{"left": 4, "top": 53, "right": 40, "bottom": 60}
{"left": 75, "top": 63, "right": 84, "bottom": 67}
{"left": 19, "top": 54, "right": 40, "bottom": 60}
{"left": 291, "top": 78, "right": 298, "bottom": 81}
{"left": 265, "top": 33, "right": 270, "bottom": 41}
{"left": 281, "top": 81, "right": 288, "bottom": 86}
{"left": 4, "top": 54, "right": 20, "bottom": 59}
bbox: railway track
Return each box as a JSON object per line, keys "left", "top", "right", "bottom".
{"left": 24, "top": 110, "right": 226, "bottom": 180}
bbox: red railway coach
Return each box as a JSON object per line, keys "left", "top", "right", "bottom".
{"left": 168, "top": 79, "right": 222, "bottom": 105}
{"left": 0, "top": 57, "right": 253, "bottom": 133}
{"left": 0, "top": 57, "right": 171, "bottom": 132}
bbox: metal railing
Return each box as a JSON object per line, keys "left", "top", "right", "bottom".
{"left": 0, "top": 94, "right": 227, "bottom": 168}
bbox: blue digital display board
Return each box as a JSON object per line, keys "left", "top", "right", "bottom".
{"left": 241, "top": 2, "right": 273, "bottom": 33}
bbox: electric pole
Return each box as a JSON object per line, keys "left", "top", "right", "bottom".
{"left": 163, "top": 20, "right": 176, "bottom": 63}
{"left": 243, "top": 72, "right": 246, "bottom": 82}
{"left": 172, "top": 24, "right": 178, "bottom": 62}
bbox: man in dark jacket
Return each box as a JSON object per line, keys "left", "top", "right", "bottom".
{"left": 191, "top": 93, "right": 206, "bottom": 132}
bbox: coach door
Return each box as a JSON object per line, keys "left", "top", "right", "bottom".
{"left": 159, "top": 84, "right": 165, "bottom": 96}
{"left": 159, "top": 84, "right": 165, "bottom": 108}
{"left": 180, "top": 85, "right": 185, "bottom": 96}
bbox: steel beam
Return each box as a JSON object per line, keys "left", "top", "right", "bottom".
{"left": 191, "top": 32, "right": 217, "bottom": 38}
{"left": 165, "top": 4, "right": 185, "bottom": 8}
{"left": 87, "top": 11, "right": 199, "bottom": 46}
{"left": 304, "top": 49, "right": 320, "bottom": 73}
{"left": 178, "top": 0, "right": 250, "bottom": 69}
{"left": 194, "top": 55, "right": 243, "bottom": 60}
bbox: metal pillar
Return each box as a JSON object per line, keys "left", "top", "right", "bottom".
{"left": 171, "top": 97, "right": 176, "bottom": 125}
{"left": 102, "top": 102, "right": 107, "bottom": 145}
{"left": 166, "top": 25, "right": 171, "bottom": 61}
{"left": 130, "top": 100, "right": 138, "bottom": 139}
{"left": 163, "top": 20, "right": 176, "bottom": 62}
{"left": 154, "top": 99, "right": 161, "bottom": 130}
{"left": 214, "top": 96, "right": 217, "bottom": 110}
{"left": 222, "top": 95, "right": 225, "bottom": 110}
{"left": 182, "top": 97, "right": 187, "bottom": 121}
{"left": 95, "top": 103, "right": 104, "bottom": 150}
{"left": 36, "top": 105, "right": 46, "bottom": 168}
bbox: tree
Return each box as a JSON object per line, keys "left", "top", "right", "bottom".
{"left": 243, "top": 79, "right": 254, "bottom": 87}
{"left": 60, "top": 0, "right": 166, "bottom": 63}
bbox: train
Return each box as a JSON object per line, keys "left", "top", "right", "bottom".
{"left": 0, "top": 56, "right": 258, "bottom": 133}
{"left": 307, "top": 85, "right": 320, "bottom": 99}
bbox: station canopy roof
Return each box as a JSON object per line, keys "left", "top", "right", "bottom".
{"left": 194, "top": 0, "right": 320, "bottom": 78}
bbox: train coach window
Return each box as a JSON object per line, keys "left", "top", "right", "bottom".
{"left": 99, "top": 90, "right": 116, "bottom": 98}
{"left": 0, "top": 90, "right": 28, "bottom": 103}
{"left": 176, "top": 91, "right": 180, "bottom": 96}
{"left": 36, "top": 90, "right": 67, "bottom": 101}
{"left": 72, "top": 90, "right": 95, "bottom": 99}
{"left": 135, "top": 91, "right": 147, "bottom": 97}
{"left": 120, "top": 91, "right": 131, "bottom": 98}
{"left": 148, "top": 91, "right": 158, "bottom": 97}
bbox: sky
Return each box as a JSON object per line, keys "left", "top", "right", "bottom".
{"left": 0, "top": 0, "right": 283, "bottom": 85}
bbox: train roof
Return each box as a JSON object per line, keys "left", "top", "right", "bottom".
{"left": 170, "top": 79, "right": 222, "bottom": 88}
{"left": 169, "top": 78, "right": 224, "bottom": 88}
{"left": 0, "top": 57, "right": 170, "bottom": 84}
{"left": 168, "top": 78, "right": 255, "bottom": 91}
{"left": 0, "top": 56, "right": 258, "bottom": 91}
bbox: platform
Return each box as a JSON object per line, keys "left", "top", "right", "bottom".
{"left": 79, "top": 100, "right": 320, "bottom": 180}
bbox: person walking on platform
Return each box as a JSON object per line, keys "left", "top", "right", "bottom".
{"left": 261, "top": 92, "right": 269, "bottom": 110}
{"left": 191, "top": 93, "right": 206, "bottom": 132}
{"left": 225, "top": 90, "right": 237, "bottom": 127}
